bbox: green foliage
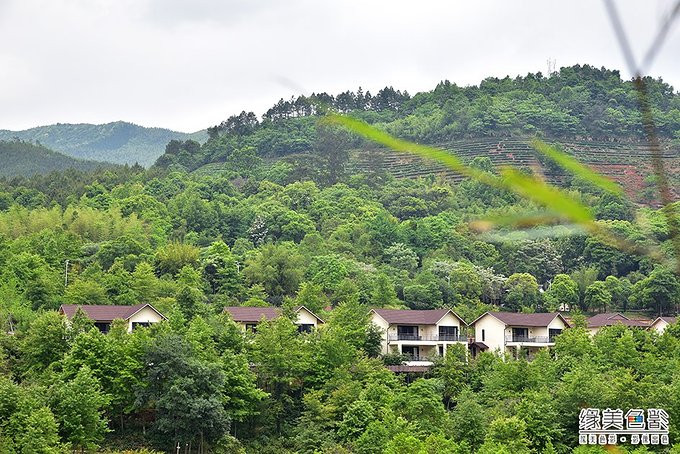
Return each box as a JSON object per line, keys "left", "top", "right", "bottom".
{"left": 503, "top": 273, "right": 540, "bottom": 311}
{"left": 1, "top": 65, "right": 680, "bottom": 452}
{"left": 48, "top": 366, "right": 110, "bottom": 451}
{"left": 0, "top": 122, "right": 206, "bottom": 166}
{"left": 0, "top": 140, "right": 107, "bottom": 177}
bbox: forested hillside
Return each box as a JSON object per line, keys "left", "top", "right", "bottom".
{"left": 0, "top": 121, "right": 207, "bottom": 167}
{"left": 0, "top": 140, "right": 111, "bottom": 177}
{"left": 154, "top": 65, "right": 680, "bottom": 202}
{"left": 1, "top": 65, "right": 680, "bottom": 453}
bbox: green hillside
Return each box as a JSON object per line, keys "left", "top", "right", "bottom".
{"left": 159, "top": 65, "right": 680, "bottom": 203}
{"left": 0, "top": 121, "right": 207, "bottom": 167}
{"left": 0, "top": 140, "right": 111, "bottom": 177}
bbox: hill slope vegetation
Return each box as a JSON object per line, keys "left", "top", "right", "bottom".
{"left": 154, "top": 65, "right": 680, "bottom": 202}
{"left": 0, "top": 140, "right": 110, "bottom": 177}
{"left": 0, "top": 121, "right": 207, "bottom": 166}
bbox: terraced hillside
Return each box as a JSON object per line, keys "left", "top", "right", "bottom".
{"left": 350, "top": 138, "right": 680, "bottom": 202}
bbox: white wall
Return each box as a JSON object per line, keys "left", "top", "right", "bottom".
{"left": 127, "top": 306, "right": 164, "bottom": 333}
{"left": 474, "top": 314, "right": 506, "bottom": 353}
{"left": 652, "top": 319, "right": 669, "bottom": 334}
{"left": 370, "top": 312, "right": 390, "bottom": 354}
{"left": 296, "top": 308, "right": 320, "bottom": 327}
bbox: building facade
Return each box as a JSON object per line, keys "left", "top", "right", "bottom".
{"left": 470, "top": 311, "right": 568, "bottom": 358}
{"left": 59, "top": 303, "right": 167, "bottom": 333}
{"left": 586, "top": 313, "right": 650, "bottom": 336}
{"left": 370, "top": 308, "right": 468, "bottom": 366}
{"left": 224, "top": 305, "right": 324, "bottom": 333}
{"left": 649, "top": 316, "right": 677, "bottom": 334}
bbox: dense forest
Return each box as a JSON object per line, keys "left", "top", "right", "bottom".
{"left": 0, "top": 122, "right": 207, "bottom": 167}
{"left": 155, "top": 65, "right": 680, "bottom": 173}
{"left": 1, "top": 65, "right": 680, "bottom": 453}
{"left": 0, "top": 140, "right": 112, "bottom": 177}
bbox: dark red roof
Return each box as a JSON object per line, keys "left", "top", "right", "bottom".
{"left": 386, "top": 365, "right": 431, "bottom": 373}
{"left": 372, "top": 308, "right": 464, "bottom": 325}
{"left": 224, "top": 306, "right": 280, "bottom": 322}
{"left": 655, "top": 316, "right": 677, "bottom": 324}
{"left": 59, "top": 304, "right": 157, "bottom": 322}
{"left": 479, "top": 311, "right": 567, "bottom": 327}
{"left": 587, "top": 313, "right": 650, "bottom": 328}
{"left": 224, "top": 306, "right": 324, "bottom": 323}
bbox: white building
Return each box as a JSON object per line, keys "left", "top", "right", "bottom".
{"left": 649, "top": 316, "right": 677, "bottom": 334}
{"left": 224, "top": 305, "right": 324, "bottom": 333}
{"left": 370, "top": 308, "right": 468, "bottom": 366}
{"left": 59, "top": 303, "right": 167, "bottom": 333}
{"left": 469, "top": 311, "right": 568, "bottom": 358}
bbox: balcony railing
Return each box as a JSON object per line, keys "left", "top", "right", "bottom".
{"left": 389, "top": 334, "right": 468, "bottom": 342}
{"left": 401, "top": 355, "right": 431, "bottom": 362}
{"left": 505, "top": 335, "right": 556, "bottom": 343}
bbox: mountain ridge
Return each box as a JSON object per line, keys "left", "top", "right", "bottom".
{"left": 0, "top": 139, "right": 113, "bottom": 177}
{"left": 0, "top": 121, "right": 207, "bottom": 167}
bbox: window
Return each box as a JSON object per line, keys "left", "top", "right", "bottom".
{"left": 401, "top": 346, "right": 420, "bottom": 360}
{"left": 94, "top": 322, "right": 111, "bottom": 334}
{"left": 512, "top": 327, "right": 529, "bottom": 341}
{"left": 297, "top": 324, "right": 314, "bottom": 334}
{"left": 131, "top": 322, "right": 150, "bottom": 331}
{"left": 549, "top": 328, "right": 562, "bottom": 341}
{"left": 438, "top": 326, "right": 459, "bottom": 341}
{"left": 481, "top": 329, "right": 485, "bottom": 342}
{"left": 397, "top": 325, "right": 419, "bottom": 340}
{"left": 438, "top": 345, "right": 444, "bottom": 356}
{"left": 245, "top": 323, "right": 258, "bottom": 333}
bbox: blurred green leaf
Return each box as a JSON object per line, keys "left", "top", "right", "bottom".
{"left": 531, "top": 138, "right": 623, "bottom": 195}
{"left": 499, "top": 167, "right": 594, "bottom": 224}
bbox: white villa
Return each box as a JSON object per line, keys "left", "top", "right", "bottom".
{"left": 370, "top": 308, "right": 468, "bottom": 366}
{"left": 224, "top": 305, "right": 324, "bottom": 333}
{"left": 59, "top": 303, "right": 167, "bottom": 333}
{"left": 469, "top": 311, "right": 569, "bottom": 358}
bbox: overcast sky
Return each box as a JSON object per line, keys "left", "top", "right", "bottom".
{"left": 0, "top": 0, "right": 678, "bottom": 133}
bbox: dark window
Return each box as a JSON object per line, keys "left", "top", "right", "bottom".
{"left": 401, "top": 345, "right": 420, "bottom": 360}
{"left": 397, "top": 325, "right": 419, "bottom": 340}
{"left": 94, "top": 322, "right": 111, "bottom": 334}
{"left": 549, "top": 328, "right": 562, "bottom": 341}
{"left": 482, "top": 329, "right": 485, "bottom": 342}
{"left": 298, "top": 324, "right": 314, "bottom": 333}
{"left": 245, "top": 323, "right": 258, "bottom": 333}
{"left": 438, "top": 326, "right": 458, "bottom": 340}
{"left": 131, "top": 322, "right": 150, "bottom": 331}
{"left": 438, "top": 345, "right": 444, "bottom": 356}
{"left": 512, "top": 327, "right": 529, "bottom": 341}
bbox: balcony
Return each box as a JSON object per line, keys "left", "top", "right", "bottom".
{"left": 505, "top": 335, "right": 556, "bottom": 344}
{"left": 389, "top": 334, "right": 468, "bottom": 342}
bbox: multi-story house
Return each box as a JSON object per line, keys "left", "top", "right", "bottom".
{"left": 370, "top": 308, "right": 468, "bottom": 366}
{"left": 586, "top": 312, "right": 650, "bottom": 336}
{"left": 59, "top": 303, "right": 167, "bottom": 333}
{"left": 224, "top": 305, "right": 324, "bottom": 333}
{"left": 470, "top": 311, "right": 568, "bottom": 357}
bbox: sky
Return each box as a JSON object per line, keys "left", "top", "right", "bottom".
{"left": 0, "top": 0, "right": 678, "bottom": 133}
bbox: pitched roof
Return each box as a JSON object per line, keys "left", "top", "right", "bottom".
{"left": 371, "top": 308, "right": 466, "bottom": 325}
{"left": 386, "top": 365, "right": 431, "bottom": 373}
{"left": 223, "top": 305, "right": 324, "bottom": 324}
{"left": 224, "top": 306, "right": 281, "bottom": 322}
{"left": 59, "top": 304, "right": 165, "bottom": 322}
{"left": 651, "top": 316, "right": 677, "bottom": 325}
{"left": 473, "top": 311, "right": 567, "bottom": 327}
{"left": 587, "top": 313, "right": 650, "bottom": 328}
